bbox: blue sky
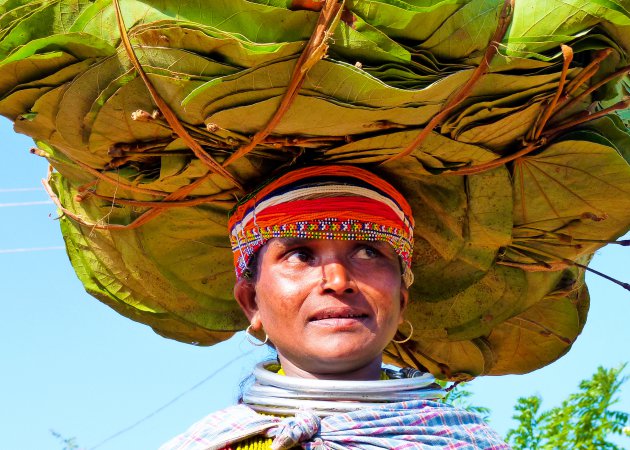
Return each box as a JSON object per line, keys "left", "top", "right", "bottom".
{"left": 1, "top": 115, "right": 629, "bottom": 450}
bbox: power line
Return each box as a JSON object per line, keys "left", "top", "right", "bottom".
{"left": 0, "top": 246, "right": 64, "bottom": 254}
{"left": 89, "top": 348, "right": 256, "bottom": 450}
{"left": 0, "top": 187, "right": 42, "bottom": 193}
{"left": 0, "top": 200, "right": 53, "bottom": 207}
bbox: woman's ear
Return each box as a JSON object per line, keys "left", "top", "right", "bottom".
{"left": 234, "top": 279, "right": 262, "bottom": 329}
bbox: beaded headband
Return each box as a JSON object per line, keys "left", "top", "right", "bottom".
{"left": 228, "top": 166, "right": 415, "bottom": 286}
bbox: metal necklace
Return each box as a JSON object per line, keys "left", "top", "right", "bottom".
{"left": 242, "top": 362, "right": 445, "bottom": 416}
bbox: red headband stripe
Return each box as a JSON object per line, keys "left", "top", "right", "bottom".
{"left": 256, "top": 198, "right": 405, "bottom": 226}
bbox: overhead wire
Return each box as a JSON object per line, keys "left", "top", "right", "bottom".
{"left": 0, "top": 194, "right": 59, "bottom": 252}
{"left": 89, "top": 348, "right": 257, "bottom": 450}
{"left": 0, "top": 246, "right": 64, "bottom": 254}
{"left": 0, "top": 200, "right": 53, "bottom": 207}
{"left": 0, "top": 187, "right": 43, "bottom": 193}
{"left": 0, "top": 189, "right": 58, "bottom": 251}
{"left": 0, "top": 187, "right": 50, "bottom": 207}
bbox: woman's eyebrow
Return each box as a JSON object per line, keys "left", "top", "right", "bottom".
{"left": 272, "top": 237, "right": 309, "bottom": 248}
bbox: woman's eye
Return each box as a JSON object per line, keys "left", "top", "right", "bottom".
{"left": 286, "top": 249, "right": 313, "bottom": 263}
{"left": 354, "top": 245, "right": 379, "bottom": 259}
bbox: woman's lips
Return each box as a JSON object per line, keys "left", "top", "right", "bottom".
{"left": 308, "top": 308, "right": 369, "bottom": 328}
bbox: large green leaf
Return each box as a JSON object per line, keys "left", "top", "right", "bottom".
{"left": 506, "top": 0, "right": 630, "bottom": 57}
{"left": 508, "top": 132, "right": 630, "bottom": 267}
{"left": 486, "top": 281, "right": 589, "bottom": 375}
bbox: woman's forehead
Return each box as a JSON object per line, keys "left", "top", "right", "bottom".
{"left": 266, "top": 237, "right": 308, "bottom": 248}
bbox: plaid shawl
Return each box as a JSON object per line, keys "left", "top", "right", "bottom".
{"left": 159, "top": 400, "right": 510, "bottom": 450}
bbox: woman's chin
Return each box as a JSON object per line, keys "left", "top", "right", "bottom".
{"left": 302, "top": 323, "right": 389, "bottom": 356}
{"left": 279, "top": 340, "right": 384, "bottom": 377}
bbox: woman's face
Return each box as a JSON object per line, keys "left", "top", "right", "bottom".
{"left": 235, "top": 238, "right": 408, "bottom": 379}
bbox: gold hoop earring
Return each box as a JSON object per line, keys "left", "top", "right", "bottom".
{"left": 392, "top": 319, "right": 413, "bottom": 344}
{"left": 245, "top": 324, "right": 269, "bottom": 346}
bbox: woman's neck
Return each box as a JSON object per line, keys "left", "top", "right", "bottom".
{"left": 277, "top": 355, "right": 383, "bottom": 381}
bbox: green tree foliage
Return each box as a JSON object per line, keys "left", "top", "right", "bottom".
{"left": 507, "top": 395, "right": 544, "bottom": 449}
{"left": 507, "top": 365, "right": 630, "bottom": 450}
{"left": 440, "top": 381, "right": 491, "bottom": 422}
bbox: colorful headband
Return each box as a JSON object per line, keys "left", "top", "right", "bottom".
{"left": 228, "top": 166, "right": 415, "bottom": 286}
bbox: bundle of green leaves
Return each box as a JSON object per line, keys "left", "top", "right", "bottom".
{"left": 1, "top": 0, "right": 629, "bottom": 380}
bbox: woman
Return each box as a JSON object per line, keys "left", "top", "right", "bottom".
{"left": 160, "top": 165, "right": 509, "bottom": 449}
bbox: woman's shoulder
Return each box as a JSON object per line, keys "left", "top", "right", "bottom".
{"left": 158, "top": 405, "right": 280, "bottom": 450}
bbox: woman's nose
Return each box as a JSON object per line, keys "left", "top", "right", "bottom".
{"left": 320, "top": 261, "right": 357, "bottom": 294}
